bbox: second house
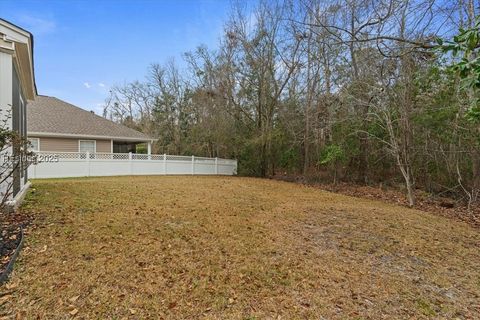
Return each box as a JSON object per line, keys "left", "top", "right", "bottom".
{"left": 27, "top": 95, "right": 154, "bottom": 155}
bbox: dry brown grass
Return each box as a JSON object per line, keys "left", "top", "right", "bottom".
{"left": 1, "top": 176, "right": 479, "bottom": 319}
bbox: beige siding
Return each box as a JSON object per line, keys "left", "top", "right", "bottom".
{"left": 35, "top": 137, "right": 77, "bottom": 152}
{"left": 96, "top": 139, "right": 111, "bottom": 152}
{"left": 29, "top": 137, "right": 112, "bottom": 152}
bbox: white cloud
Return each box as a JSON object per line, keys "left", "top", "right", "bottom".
{"left": 83, "top": 82, "right": 91, "bottom": 89}
{"left": 98, "top": 83, "right": 105, "bottom": 88}
{"left": 18, "top": 14, "right": 56, "bottom": 35}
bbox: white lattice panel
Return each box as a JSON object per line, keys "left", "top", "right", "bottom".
{"left": 166, "top": 155, "right": 191, "bottom": 161}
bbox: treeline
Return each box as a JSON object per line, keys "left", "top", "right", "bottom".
{"left": 103, "top": 0, "right": 480, "bottom": 207}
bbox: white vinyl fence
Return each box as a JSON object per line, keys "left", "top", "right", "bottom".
{"left": 28, "top": 152, "right": 237, "bottom": 179}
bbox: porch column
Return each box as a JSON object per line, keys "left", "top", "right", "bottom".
{"left": 147, "top": 141, "right": 152, "bottom": 160}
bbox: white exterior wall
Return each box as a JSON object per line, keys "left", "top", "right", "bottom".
{"left": 0, "top": 51, "right": 13, "bottom": 124}
{"left": 28, "top": 152, "right": 237, "bottom": 179}
{"left": 0, "top": 51, "right": 14, "bottom": 199}
{"left": 1, "top": 20, "right": 36, "bottom": 209}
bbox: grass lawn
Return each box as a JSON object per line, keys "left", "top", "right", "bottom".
{"left": 1, "top": 176, "right": 479, "bottom": 319}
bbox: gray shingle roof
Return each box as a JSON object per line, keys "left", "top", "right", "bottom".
{"left": 27, "top": 96, "right": 152, "bottom": 141}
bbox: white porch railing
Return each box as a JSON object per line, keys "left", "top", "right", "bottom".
{"left": 28, "top": 152, "right": 237, "bottom": 179}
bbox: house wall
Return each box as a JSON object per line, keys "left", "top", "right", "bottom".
{"left": 29, "top": 137, "right": 112, "bottom": 153}
{"left": 12, "top": 62, "right": 28, "bottom": 195}
{"left": 0, "top": 51, "right": 14, "bottom": 201}
{"left": 0, "top": 52, "right": 13, "bottom": 128}
{"left": 1, "top": 20, "right": 35, "bottom": 210}
{"left": 1, "top": 49, "right": 29, "bottom": 199}
{"left": 95, "top": 140, "right": 112, "bottom": 152}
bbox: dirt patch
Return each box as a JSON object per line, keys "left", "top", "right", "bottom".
{"left": 0, "top": 176, "right": 479, "bottom": 319}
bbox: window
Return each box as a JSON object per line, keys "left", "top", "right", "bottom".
{"left": 79, "top": 140, "right": 96, "bottom": 153}
{"left": 29, "top": 138, "right": 39, "bottom": 152}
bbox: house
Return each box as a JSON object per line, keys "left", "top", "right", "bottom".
{"left": 1, "top": 20, "right": 235, "bottom": 183}
{"left": 27, "top": 96, "right": 155, "bottom": 155}
{"left": 26, "top": 96, "right": 238, "bottom": 179}
{"left": 0, "top": 19, "right": 36, "bottom": 209}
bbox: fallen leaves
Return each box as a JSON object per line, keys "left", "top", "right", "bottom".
{"left": 0, "top": 294, "right": 12, "bottom": 305}
{"left": 5, "top": 283, "right": 17, "bottom": 290}
{"left": 0, "top": 210, "right": 30, "bottom": 277}
{"left": 1, "top": 176, "right": 479, "bottom": 319}
{"left": 273, "top": 175, "right": 480, "bottom": 228}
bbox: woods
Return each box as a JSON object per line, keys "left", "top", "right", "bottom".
{"left": 103, "top": 0, "right": 480, "bottom": 207}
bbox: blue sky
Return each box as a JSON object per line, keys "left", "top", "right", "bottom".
{"left": 1, "top": 0, "right": 233, "bottom": 113}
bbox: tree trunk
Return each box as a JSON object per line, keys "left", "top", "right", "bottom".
{"left": 405, "top": 175, "right": 415, "bottom": 207}
{"left": 304, "top": 29, "right": 312, "bottom": 175}
{"left": 471, "top": 147, "right": 480, "bottom": 206}
{"left": 398, "top": 157, "right": 416, "bottom": 207}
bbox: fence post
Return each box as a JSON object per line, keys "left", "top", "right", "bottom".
{"left": 191, "top": 155, "right": 195, "bottom": 175}
{"left": 128, "top": 152, "right": 133, "bottom": 175}
{"left": 86, "top": 151, "right": 90, "bottom": 177}
{"left": 163, "top": 154, "right": 167, "bottom": 175}
{"left": 215, "top": 157, "right": 218, "bottom": 175}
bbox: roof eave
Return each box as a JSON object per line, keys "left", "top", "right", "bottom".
{"left": 28, "top": 131, "right": 157, "bottom": 142}
{"left": 0, "top": 19, "right": 37, "bottom": 98}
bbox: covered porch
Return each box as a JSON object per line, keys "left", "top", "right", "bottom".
{"left": 112, "top": 139, "right": 153, "bottom": 155}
